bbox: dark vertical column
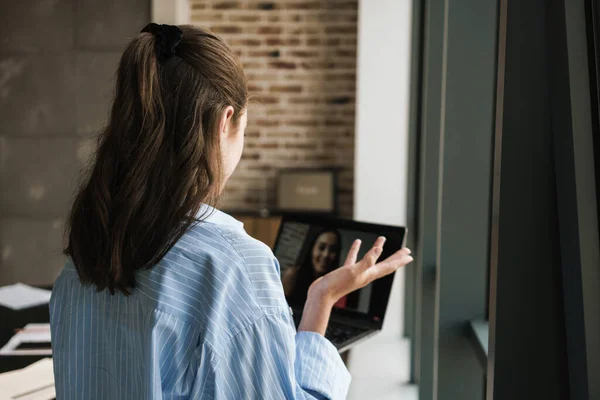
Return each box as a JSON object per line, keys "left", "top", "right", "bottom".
{"left": 413, "top": 0, "right": 445, "bottom": 395}
{"left": 566, "top": 0, "right": 600, "bottom": 394}
{"left": 433, "top": 0, "right": 498, "bottom": 398}
{"left": 404, "top": 0, "right": 425, "bottom": 356}
{"left": 548, "top": 0, "right": 600, "bottom": 398}
{"left": 487, "top": 1, "right": 570, "bottom": 399}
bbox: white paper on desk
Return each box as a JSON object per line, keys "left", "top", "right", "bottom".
{"left": 0, "top": 283, "right": 51, "bottom": 310}
{"left": 0, "top": 358, "right": 55, "bottom": 400}
{"left": 0, "top": 324, "right": 52, "bottom": 356}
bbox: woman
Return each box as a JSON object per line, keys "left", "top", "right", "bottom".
{"left": 283, "top": 229, "right": 354, "bottom": 309}
{"left": 49, "top": 24, "right": 413, "bottom": 399}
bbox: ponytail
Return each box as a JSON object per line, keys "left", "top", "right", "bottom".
{"left": 65, "top": 25, "right": 248, "bottom": 295}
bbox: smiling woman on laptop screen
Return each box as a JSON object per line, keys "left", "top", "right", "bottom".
{"left": 281, "top": 226, "right": 380, "bottom": 312}
{"left": 276, "top": 216, "right": 408, "bottom": 352}
{"left": 283, "top": 228, "right": 346, "bottom": 307}
{"left": 48, "top": 24, "right": 413, "bottom": 400}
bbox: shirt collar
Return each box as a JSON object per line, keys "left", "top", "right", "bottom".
{"left": 196, "top": 204, "right": 244, "bottom": 230}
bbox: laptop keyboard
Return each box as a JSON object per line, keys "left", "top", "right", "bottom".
{"left": 292, "top": 311, "right": 369, "bottom": 347}
{"left": 325, "top": 320, "right": 369, "bottom": 346}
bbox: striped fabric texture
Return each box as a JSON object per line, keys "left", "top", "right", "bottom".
{"left": 49, "top": 205, "right": 351, "bottom": 399}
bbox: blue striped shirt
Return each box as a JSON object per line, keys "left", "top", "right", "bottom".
{"left": 49, "top": 206, "right": 351, "bottom": 399}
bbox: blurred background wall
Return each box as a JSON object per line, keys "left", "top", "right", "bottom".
{"left": 0, "top": 0, "right": 150, "bottom": 285}
{"left": 0, "top": 0, "right": 359, "bottom": 285}
{"left": 191, "top": 0, "right": 358, "bottom": 217}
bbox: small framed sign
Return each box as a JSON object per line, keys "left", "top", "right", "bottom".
{"left": 276, "top": 168, "right": 338, "bottom": 215}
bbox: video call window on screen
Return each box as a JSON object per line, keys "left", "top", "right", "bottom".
{"left": 275, "top": 222, "right": 380, "bottom": 315}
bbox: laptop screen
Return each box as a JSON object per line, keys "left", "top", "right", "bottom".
{"left": 273, "top": 215, "right": 406, "bottom": 324}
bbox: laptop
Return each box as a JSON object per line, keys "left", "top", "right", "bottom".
{"left": 273, "top": 213, "right": 407, "bottom": 353}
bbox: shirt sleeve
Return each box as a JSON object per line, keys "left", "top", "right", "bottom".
{"left": 212, "top": 310, "right": 351, "bottom": 400}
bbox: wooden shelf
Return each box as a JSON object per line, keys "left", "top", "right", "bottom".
{"left": 231, "top": 214, "right": 282, "bottom": 249}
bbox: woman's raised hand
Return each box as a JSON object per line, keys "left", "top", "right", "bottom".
{"left": 307, "top": 237, "right": 413, "bottom": 305}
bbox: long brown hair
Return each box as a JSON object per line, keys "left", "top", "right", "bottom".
{"left": 65, "top": 25, "right": 247, "bottom": 295}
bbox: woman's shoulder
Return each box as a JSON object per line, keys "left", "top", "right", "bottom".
{"left": 186, "top": 221, "right": 275, "bottom": 263}
{"left": 177, "top": 222, "right": 288, "bottom": 310}
{"left": 177, "top": 221, "right": 247, "bottom": 264}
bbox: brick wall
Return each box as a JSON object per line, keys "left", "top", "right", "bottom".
{"left": 191, "top": 0, "right": 358, "bottom": 217}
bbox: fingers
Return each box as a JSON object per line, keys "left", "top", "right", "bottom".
{"left": 343, "top": 239, "right": 362, "bottom": 266}
{"left": 373, "top": 236, "right": 386, "bottom": 249}
{"left": 357, "top": 236, "right": 387, "bottom": 270}
{"left": 384, "top": 247, "right": 412, "bottom": 261}
{"left": 367, "top": 250, "right": 413, "bottom": 280}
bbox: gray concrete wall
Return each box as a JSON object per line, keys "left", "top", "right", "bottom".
{"left": 0, "top": 0, "right": 150, "bottom": 285}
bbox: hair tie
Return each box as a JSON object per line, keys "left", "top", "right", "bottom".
{"left": 141, "top": 23, "right": 183, "bottom": 62}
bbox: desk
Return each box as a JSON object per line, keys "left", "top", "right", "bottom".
{"left": 0, "top": 302, "right": 50, "bottom": 373}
